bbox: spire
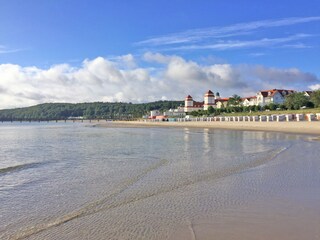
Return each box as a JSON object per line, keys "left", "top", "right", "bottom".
{"left": 204, "top": 90, "right": 215, "bottom": 97}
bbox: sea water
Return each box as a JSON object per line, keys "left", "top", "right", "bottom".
{"left": 0, "top": 123, "right": 319, "bottom": 239}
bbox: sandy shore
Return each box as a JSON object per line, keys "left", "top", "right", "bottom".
{"left": 3, "top": 120, "right": 318, "bottom": 240}
{"left": 96, "top": 120, "right": 320, "bottom": 135}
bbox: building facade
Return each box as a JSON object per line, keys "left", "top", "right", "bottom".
{"left": 184, "top": 88, "right": 296, "bottom": 112}
{"left": 256, "top": 89, "right": 295, "bottom": 106}
{"left": 203, "top": 90, "right": 215, "bottom": 110}
{"left": 215, "top": 98, "right": 229, "bottom": 109}
{"left": 184, "top": 90, "right": 231, "bottom": 112}
{"left": 163, "top": 106, "right": 186, "bottom": 117}
{"left": 184, "top": 95, "right": 204, "bottom": 112}
{"left": 242, "top": 96, "right": 257, "bottom": 107}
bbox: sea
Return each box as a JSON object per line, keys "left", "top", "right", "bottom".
{"left": 0, "top": 122, "right": 319, "bottom": 240}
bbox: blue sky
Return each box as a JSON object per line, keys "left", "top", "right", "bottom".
{"left": 0, "top": 0, "right": 320, "bottom": 108}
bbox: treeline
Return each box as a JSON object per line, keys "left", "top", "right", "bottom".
{"left": 0, "top": 101, "right": 183, "bottom": 121}
{"left": 190, "top": 90, "right": 320, "bottom": 117}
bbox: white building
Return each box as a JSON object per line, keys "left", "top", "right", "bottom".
{"left": 256, "top": 89, "right": 295, "bottom": 106}
{"left": 150, "top": 110, "right": 161, "bottom": 117}
{"left": 203, "top": 90, "right": 216, "bottom": 110}
{"left": 163, "top": 107, "right": 186, "bottom": 117}
{"left": 215, "top": 98, "right": 229, "bottom": 109}
{"left": 184, "top": 90, "right": 221, "bottom": 112}
{"left": 242, "top": 96, "right": 257, "bottom": 107}
{"left": 184, "top": 95, "right": 204, "bottom": 112}
{"left": 304, "top": 91, "right": 313, "bottom": 97}
{"left": 183, "top": 88, "right": 296, "bottom": 112}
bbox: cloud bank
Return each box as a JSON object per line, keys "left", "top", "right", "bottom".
{"left": 0, "top": 53, "right": 319, "bottom": 109}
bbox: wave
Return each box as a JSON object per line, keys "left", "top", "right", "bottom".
{"left": 0, "top": 162, "right": 45, "bottom": 176}
{"left": 5, "top": 159, "right": 169, "bottom": 240}
{"left": 6, "top": 146, "right": 289, "bottom": 239}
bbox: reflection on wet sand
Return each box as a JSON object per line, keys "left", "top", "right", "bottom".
{"left": 1, "top": 124, "right": 319, "bottom": 240}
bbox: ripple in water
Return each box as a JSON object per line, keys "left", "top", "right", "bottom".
{"left": 1, "top": 123, "right": 319, "bottom": 240}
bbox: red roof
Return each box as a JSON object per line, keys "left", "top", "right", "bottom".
{"left": 216, "top": 98, "right": 229, "bottom": 102}
{"left": 242, "top": 96, "right": 257, "bottom": 100}
{"left": 204, "top": 90, "right": 214, "bottom": 96}
{"left": 259, "top": 89, "right": 295, "bottom": 97}
{"left": 185, "top": 95, "right": 193, "bottom": 100}
{"left": 193, "top": 101, "right": 204, "bottom": 107}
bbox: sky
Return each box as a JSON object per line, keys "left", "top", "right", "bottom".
{"left": 0, "top": 0, "right": 320, "bottom": 109}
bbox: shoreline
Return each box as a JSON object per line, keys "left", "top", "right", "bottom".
{"left": 96, "top": 120, "right": 320, "bottom": 136}
{"left": 3, "top": 119, "right": 320, "bottom": 239}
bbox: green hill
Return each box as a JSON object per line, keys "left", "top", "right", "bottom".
{"left": 0, "top": 101, "right": 183, "bottom": 121}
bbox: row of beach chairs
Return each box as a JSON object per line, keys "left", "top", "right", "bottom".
{"left": 178, "top": 113, "right": 320, "bottom": 122}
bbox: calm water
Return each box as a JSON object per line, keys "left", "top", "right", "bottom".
{"left": 0, "top": 122, "right": 319, "bottom": 240}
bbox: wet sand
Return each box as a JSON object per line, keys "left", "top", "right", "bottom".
{"left": 2, "top": 123, "right": 319, "bottom": 240}
{"left": 97, "top": 120, "right": 320, "bottom": 135}
{"left": 170, "top": 201, "right": 320, "bottom": 240}
{"left": 93, "top": 120, "right": 320, "bottom": 240}
{"left": 26, "top": 127, "right": 320, "bottom": 240}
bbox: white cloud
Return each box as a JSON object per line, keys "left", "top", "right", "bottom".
{"left": 309, "top": 84, "right": 320, "bottom": 90}
{"left": 116, "top": 54, "right": 137, "bottom": 68}
{"left": 168, "top": 34, "right": 311, "bottom": 51}
{"left": 136, "top": 16, "right": 320, "bottom": 46}
{"left": 0, "top": 45, "right": 26, "bottom": 54}
{"left": 0, "top": 53, "right": 319, "bottom": 109}
{"left": 246, "top": 65, "right": 317, "bottom": 85}
{"left": 143, "top": 52, "right": 175, "bottom": 64}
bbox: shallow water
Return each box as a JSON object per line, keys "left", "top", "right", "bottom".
{"left": 0, "top": 122, "right": 319, "bottom": 239}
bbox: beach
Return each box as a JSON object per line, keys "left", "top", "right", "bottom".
{"left": 97, "top": 120, "right": 320, "bottom": 136}
{"left": 1, "top": 122, "right": 320, "bottom": 240}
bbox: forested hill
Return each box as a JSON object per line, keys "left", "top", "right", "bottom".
{"left": 0, "top": 101, "right": 184, "bottom": 121}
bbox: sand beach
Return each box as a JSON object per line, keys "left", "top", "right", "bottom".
{"left": 97, "top": 120, "right": 320, "bottom": 136}
{"left": 94, "top": 120, "right": 320, "bottom": 240}
{"left": 1, "top": 122, "right": 320, "bottom": 240}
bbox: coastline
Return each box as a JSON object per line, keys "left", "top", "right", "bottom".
{"left": 96, "top": 120, "right": 320, "bottom": 136}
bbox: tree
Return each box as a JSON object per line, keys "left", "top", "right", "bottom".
{"left": 219, "top": 105, "right": 226, "bottom": 113}
{"left": 207, "top": 106, "right": 215, "bottom": 115}
{"left": 278, "top": 104, "right": 286, "bottom": 110}
{"left": 190, "top": 111, "right": 199, "bottom": 117}
{"left": 248, "top": 105, "right": 256, "bottom": 112}
{"left": 284, "top": 92, "right": 310, "bottom": 110}
{"left": 227, "top": 94, "right": 241, "bottom": 106}
{"left": 254, "top": 105, "right": 261, "bottom": 112}
{"left": 242, "top": 106, "right": 250, "bottom": 112}
{"left": 198, "top": 110, "right": 207, "bottom": 116}
{"left": 0, "top": 101, "right": 184, "bottom": 121}
{"left": 268, "top": 103, "right": 278, "bottom": 111}
{"left": 310, "top": 90, "right": 320, "bottom": 108}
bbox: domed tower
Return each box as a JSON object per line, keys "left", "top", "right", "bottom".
{"left": 215, "top": 92, "right": 221, "bottom": 99}
{"left": 204, "top": 90, "right": 215, "bottom": 110}
{"left": 184, "top": 95, "right": 194, "bottom": 112}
